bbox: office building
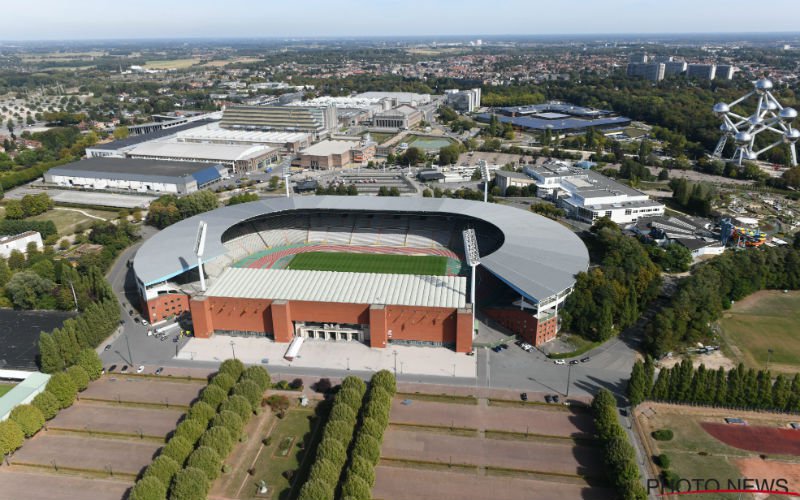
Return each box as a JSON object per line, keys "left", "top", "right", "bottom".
{"left": 716, "top": 65, "right": 735, "bottom": 80}
{"left": 686, "top": 64, "right": 717, "bottom": 80}
{"left": 373, "top": 105, "right": 424, "bottom": 130}
{"left": 445, "top": 88, "right": 482, "bottom": 112}
{"left": 0, "top": 232, "right": 43, "bottom": 258}
{"left": 626, "top": 62, "right": 665, "bottom": 82}
{"left": 298, "top": 140, "right": 375, "bottom": 169}
{"left": 664, "top": 61, "right": 688, "bottom": 76}
{"left": 220, "top": 105, "right": 337, "bottom": 139}
{"left": 628, "top": 53, "right": 648, "bottom": 64}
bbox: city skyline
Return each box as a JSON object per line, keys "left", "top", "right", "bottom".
{"left": 2, "top": 0, "right": 800, "bottom": 41}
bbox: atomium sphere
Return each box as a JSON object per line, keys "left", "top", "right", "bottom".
{"left": 745, "top": 151, "right": 759, "bottom": 160}
{"left": 784, "top": 128, "right": 800, "bottom": 144}
{"left": 779, "top": 107, "right": 798, "bottom": 122}
{"left": 735, "top": 131, "right": 752, "bottom": 144}
{"left": 713, "top": 102, "right": 730, "bottom": 117}
{"left": 755, "top": 78, "right": 773, "bottom": 95}
{"left": 760, "top": 100, "right": 778, "bottom": 112}
{"left": 720, "top": 123, "right": 734, "bottom": 134}
{"left": 748, "top": 115, "right": 763, "bottom": 126}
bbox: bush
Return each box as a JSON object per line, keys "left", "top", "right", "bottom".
{"left": 142, "top": 454, "right": 180, "bottom": 487}
{"left": 9, "top": 404, "right": 44, "bottom": 438}
{"left": 174, "top": 417, "right": 207, "bottom": 445}
{"left": 340, "top": 376, "right": 366, "bottom": 395}
{"left": 312, "top": 378, "right": 332, "bottom": 394}
{"left": 129, "top": 476, "right": 167, "bottom": 500}
{"left": 169, "top": 467, "right": 209, "bottom": 500}
{"left": 240, "top": 365, "right": 270, "bottom": 392}
{"left": 328, "top": 401, "right": 356, "bottom": 424}
{"left": 358, "top": 417, "right": 385, "bottom": 442}
{"left": 209, "top": 373, "right": 236, "bottom": 394}
{"left": 307, "top": 457, "right": 340, "bottom": 486}
{"left": 231, "top": 379, "right": 262, "bottom": 410}
{"left": 186, "top": 445, "right": 222, "bottom": 481}
{"left": 212, "top": 410, "right": 244, "bottom": 438}
{"left": 46, "top": 372, "right": 77, "bottom": 409}
{"left": 0, "top": 419, "right": 24, "bottom": 455}
{"left": 265, "top": 394, "right": 290, "bottom": 414}
{"left": 187, "top": 401, "right": 216, "bottom": 425}
{"left": 160, "top": 435, "right": 194, "bottom": 465}
{"left": 76, "top": 349, "right": 103, "bottom": 380}
{"left": 336, "top": 388, "right": 364, "bottom": 413}
{"left": 289, "top": 378, "right": 303, "bottom": 390}
{"left": 31, "top": 391, "right": 59, "bottom": 420}
{"left": 322, "top": 419, "right": 355, "bottom": 445}
{"left": 370, "top": 370, "right": 396, "bottom": 395}
{"left": 220, "top": 395, "right": 252, "bottom": 422}
{"left": 663, "top": 469, "right": 681, "bottom": 490}
{"left": 657, "top": 453, "right": 671, "bottom": 468}
{"left": 315, "top": 437, "right": 347, "bottom": 465}
{"left": 652, "top": 429, "right": 674, "bottom": 441}
{"left": 217, "top": 359, "right": 245, "bottom": 381}
{"left": 65, "top": 365, "right": 90, "bottom": 391}
{"left": 297, "top": 478, "right": 334, "bottom": 500}
{"left": 198, "top": 426, "right": 233, "bottom": 457}
{"left": 350, "top": 455, "right": 376, "bottom": 487}
{"left": 340, "top": 472, "right": 372, "bottom": 500}
{"left": 199, "top": 384, "right": 227, "bottom": 410}
{"left": 352, "top": 433, "right": 381, "bottom": 465}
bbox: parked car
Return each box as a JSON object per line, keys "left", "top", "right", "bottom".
{"left": 545, "top": 394, "right": 553, "bottom": 403}
{"left": 104, "top": 344, "right": 112, "bottom": 351}
{"left": 520, "top": 392, "right": 528, "bottom": 401}
{"left": 492, "top": 346, "right": 502, "bottom": 353}
{"left": 552, "top": 395, "right": 560, "bottom": 403}
{"left": 500, "top": 344, "right": 509, "bottom": 350}
{"left": 133, "top": 317, "right": 140, "bottom": 323}
{"left": 466, "top": 349, "right": 475, "bottom": 356}
{"left": 141, "top": 320, "right": 149, "bottom": 326}
{"left": 155, "top": 367, "right": 164, "bottom": 375}
{"left": 120, "top": 365, "right": 129, "bottom": 373}
{"left": 569, "top": 360, "right": 579, "bottom": 365}
{"left": 580, "top": 357, "right": 590, "bottom": 363}
{"left": 136, "top": 365, "right": 144, "bottom": 373}
{"left": 554, "top": 359, "right": 566, "bottom": 365}
{"left": 128, "top": 309, "right": 134, "bottom": 316}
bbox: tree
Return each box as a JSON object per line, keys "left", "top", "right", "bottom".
{"left": 112, "top": 126, "right": 129, "bottom": 140}
{"left": 9, "top": 404, "right": 44, "bottom": 438}
{"left": 160, "top": 435, "right": 194, "bottom": 465}
{"left": 212, "top": 410, "right": 244, "bottom": 438}
{"left": 217, "top": 358, "right": 245, "bottom": 381}
{"left": 142, "top": 454, "right": 181, "bottom": 488}
{"left": 218, "top": 395, "right": 251, "bottom": 423}
{"left": 65, "top": 365, "right": 90, "bottom": 391}
{"left": 240, "top": 365, "right": 270, "bottom": 392}
{"left": 340, "top": 472, "right": 371, "bottom": 500}
{"left": 199, "top": 384, "right": 227, "bottom": 410}
{"left": 371, "top": 370, "right": 396, "bottom": 395}
{"left": 174, "top": 417, "right": 207, "bottom": 445}
{"left": 169, "top": 467, "right": 209, "bottom": 500}
{"left": 336, "top": 388, "right": 365, "bottom": 413}
{"left": 627, "top": 361, "right": 646, "bottom": 406}
{"left": 0, "top": 419, "right": 24, "bottom": 456}
{"left": 31, "top": 391, "right": 60, "bottom": 420}
{"left": 187, "top": 401, "right": 217, "bottom": 425}
{"left": 76, "top": 349, "right": 103, "bottom": 380}
{"left": 6, "top": 270, "right": 55, "bottom": 309}
{"left": 422, "top": 188, "right": 432, "bottom": 197}
{"left": 210, "top": 372, "right": 236, "bottom": 394}
{"left": 38, "top": 332, "right": 63, "bottom": 374}
{"left": 352, "top": 433, "right": 381, "bottom": 465}
{"left": 349, "top": 455, "right": 377, "bottom": 487}
{"left": 307, "top": 457, "right": 341, "bottom": 487}
{"left": 186, "top": 445, "right": 222, "bottom": 481}
{"left": 46, "top": 373, "right": 77, "bottom": 409}
{"left": 4, "top": 200, "right": 24, "bottom": 220}
{"left": 316, "top": 436, "right": 347, "bottom": 465}
{"left": 231, "top": 379, "right": 262, "bottom": 411}
{"left": 298, "top": 479, "right": 334, "bottom": 500}
{"left": 198, "top": 426, "right": 234, "bottom": 457}
{"left": 129, "top": 476, "right": 167, "bottom": 500}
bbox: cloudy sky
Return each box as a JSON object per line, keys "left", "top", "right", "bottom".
{"left": 3, "top": 0, "right": 799, "bottom": 40}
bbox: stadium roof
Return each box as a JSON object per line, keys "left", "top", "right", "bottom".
{"left": 0, "top": 372, "right": 50, "bottom": 420}
{"left": 134, "top": 197, "right": 589, "bottom": 304}
{"left": 206, "top": 268, "right": 466, "bottom": 308}
{"left": 476, "top": 113, "right": 631, "bottom": 132}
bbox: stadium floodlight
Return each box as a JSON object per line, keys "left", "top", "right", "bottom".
{"left": 283, "top": 164, "right": 292, "bottom": 198}
{"left": 478, "top": 160, "right": 490, "bottom": 203}
{"left": 462, "top": 228, "right": 481, "bottom": 334}
{"left": 195, "top": 221, "right": 208, "bottom": 292}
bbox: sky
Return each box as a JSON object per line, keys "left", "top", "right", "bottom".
{"left": 3, "top": 0, "right": 800, "bottom": 41}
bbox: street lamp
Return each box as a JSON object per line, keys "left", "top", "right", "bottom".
{"left": 566, "top": 363, "right": 573, "bottom": 398}
{"left": 230, "top": 340, "right": 236, "bottom": 360}
{"left": 478, "top": 160, "right": 490, "bottom": 203}
{"left": 346, "top": 357, "right": 350, "bottom": 371}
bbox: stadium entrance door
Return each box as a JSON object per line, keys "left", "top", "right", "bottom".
{"left": 295, "top": 322, "right": 369, "bottom": 342}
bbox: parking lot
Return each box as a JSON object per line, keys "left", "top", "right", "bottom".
{"left": 80, "top": 376, "right": 204, "bottom": 407}
{"left": 0, "top": 470, "right": 130, "bottom": 500}
{"left": 49, "top": 401, "right": 184, "bottom": 437}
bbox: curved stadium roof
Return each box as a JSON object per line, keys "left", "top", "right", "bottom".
{"left": 133, "top": 197, "right": 589, "bottom": 303}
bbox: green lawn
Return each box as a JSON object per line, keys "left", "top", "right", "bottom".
{"left": 29, "top": 208, "right": 117, "bottom": 235}
{"left": 719, "top": 290, "right": 800, "bottom": 372}
{"left": 0, "top": 384, "right": 15, "bottom": 397}
{"left": 288, "top": 252, "right": 447, "bottom": 276}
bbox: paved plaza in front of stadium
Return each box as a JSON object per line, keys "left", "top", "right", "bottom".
{"left": 178, "top": 336, "right": 477, "bottom": 378}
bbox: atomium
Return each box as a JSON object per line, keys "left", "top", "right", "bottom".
{"left": 712, "top": 78, "right": 798, "bottom": 167}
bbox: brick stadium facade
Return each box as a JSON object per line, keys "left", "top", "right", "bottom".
{"left": 190, "top": 296, "right": 474, "bottom": 352}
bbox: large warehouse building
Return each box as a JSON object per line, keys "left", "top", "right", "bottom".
{"left": 133, "top": 197, "right": 589, "bottom": 353}
{"left": 44, "top": 157, "right": 227, "bottom": 194}
{"left": 125, "top": 142, "right": 279, "bottom": 173}
{"left": 220, "top": 105, "right": 337, "bottom": 139}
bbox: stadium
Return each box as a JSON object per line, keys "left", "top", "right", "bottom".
{"left": 132, "top": 197, "right": 589, "bottom": 353}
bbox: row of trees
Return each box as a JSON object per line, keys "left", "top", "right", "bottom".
{"left": 130, "top": 359, "right": 270, "bottom": 500}
{"left": 562, "top": 220, "right": 662, "bottom": 342}
{"left": 0, "top": 349, "right": 102, "bottom": 456}
{"left": 339, "top": 370, "right": 396, "bottom": 500}
{"left": 669, "top": 179, "right": 716, "bottom": 217}
{"left": 591, "top": 389, "right": 647, "bottom": 500}
{"left": 376, "top": 186, "right": 401, "bottom": 197}
{"left": 0, "top": 219, "right": 57, "bottom": 239}
{"left": 5, "top": 193, "right": 54, "bottom": 219}
{"left": 645, "top": 245, "right": 800, "bottom": 355}
{"left": 226, "top": 192, "right": 260, "bottom": 206}
{"left": 628, "top": 358, "right": 800, "bottom": 413}
{"left": 316, "top": 185, "right": 358, "bottom": 196}
{"left": 146, "top": 190, "right": 219, "bottom": 229}
{"left": 298, "top": 376, "right": 367, "bottom": 500}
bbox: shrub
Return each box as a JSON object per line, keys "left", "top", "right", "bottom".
{"left": 129, "top": 476, "right": 167, "bottom": 500}
{"left": 340, "top": 376, "right": 366, "bottom": 394}
{"left": 212, "top": 410, "right": 244, "bottom": 437}
{"left": 362, "top": 401, "right": 389, "bottom": 428}
{"left": 76, "top": 349, "right": 103, "bottom": 380}
{"left": 315, "top": 437, "right": 347, "bottom": 465}
{"left": 322, "top": 419, "right": 355, "bottom": 445}
{"left": 358, "top": 417, "right": 385, "bottom": 442}
{"left": 265, "top": 394, "right": 290, "bottom": 414}
{"left": 198, "top": 426, "right": 233, "bottom": 457}
{"left": 9, "top": 404, "right": 44, "bottom": 438}
{"left": 371, "top": 370, "right": 396, "bottom": 395}
{"left": 31, "top": 391, "right": 59, "bottom": 420}
{"left": 349, "top": 455, "right": 376, "bottom": 487}
{"left": 142, "top": 454, "right": 180, "bottom": 487}
{"left": 65, "top": 365, "right": 90, "bottom": 391}
{"left": 368, "top": 386, "right": 392, "bottom": 409}
{"left": 336, "top": 388, "right": 364, "bottom": 413}
{"left": 174, "top": 417, "right": 207, "bottom": 445}
{"left": 340, "top": 472, "right": 371, "bottom": 500}
{"left": 328, "top": 401, "right": 356, "bottom": 424}
{"left": 652, "top": 429, "right": 674, "bottom": 441}
{"left": 209, "top": 373, "right": 236, "bottom": 394}
{"left": 46, "top": 372, "right": 77, "bottom": 409}
{"left": 199, "top": 384, "right": 227, "bottom": 410}
{"left": 0, "top": 419, "right": 24, "bottom": 455}
{"left": 220, "top": 395, "right": 252, "bottom": 422}
{"left": 307, "top": 457, "right": 340, "bottom": 485}
{"left": 231, "top": 379, "right": 262, "bottom": 410}
{"left": 187, "top": 401, "right": 216, "bottom": 425}
{"left": 217, "top": 359, "right": 245, "bottom": 381}
{"left": 657, "top": 453, "right": 671, "bottom": 468}
{"left": 160, "top": 435, "right": 194, "bottom": 465}
{"left": 186, "top": 445, "right": 222, "bottom": 481}
{"left": 297, "top": 478, "right": 334, "bottom": 500}
{"left": 289, "top": 378, "right": 303, "bottom": 390}
{"left": 312, "top": 378, "right": 332, "bottom": 394}
{"left": 169, "top": 467, "right": 209, "bottom": 500}
{"left": 663, "top": 470, "right": 681, "bottom": 490}
{"left": 352, "top": 433, "right": 381, "bottom": 465}
{"left": 240, "top": 365, "right": 270, "bottom": 392}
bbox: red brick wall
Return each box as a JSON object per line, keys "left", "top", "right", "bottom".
{"left": 205, "top": 297, "right": 273, "bottom": 334}
{"left": 484, "top": 307, "right": 558, "bottom": 346}
{"left": 145, "top": 293, "right": 190, "bottom": 323}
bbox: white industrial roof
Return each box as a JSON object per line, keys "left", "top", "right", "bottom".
{"left": 206, "top": 268, "right": 467, "bottom": 308}
{"left": 175, "top": 128, "right": 309, "bottom": 143}
{"left": 301, "top": 140, "right": 359, "bottom": 156}
{"left": 127, "top": 142, "right": 275, "bottom": 162}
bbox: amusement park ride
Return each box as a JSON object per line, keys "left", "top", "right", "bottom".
{"left": 713, "top": 78, "right": 799, "bottom": 167}
{"left": 720, "top": 218, "right": 767, "bottom": 248}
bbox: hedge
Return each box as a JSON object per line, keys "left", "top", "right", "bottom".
{"left": 652, "top": 429, "right": 674, "bottom": 441}
{"left": 142, "top": 454, "right": 181, "bottom": 487}
{"left": 219, "top": 395, "right": 252, "bottom": 422}
{"left": 340, "top": 376, "right": 367, "bottom": 394}
{"left": 217, "top": 359, "right": 244, "bottom": 381}
{"left": 186, "top": 445, "right": 222, "bottom": 481}
{"left": 211, "top": 410, "right": 244, "bottom": 438}
{"left": 173, "top": 417, "right": 207, "bottom": 446}
{"left": 231, "top": 379, "right": 262, "bottom": 411}
{"left": 199, "top": 385, "right": 227, "bottom": 410}
{"left": 31, "top": 391, "right": 60, "bottom": 420}
{"left": 169, "top": 466, "right": 209, "bottom": 500}
{"left": 240, "top": 365, "right": 270, "bottom": 392}
{"left": 0, "top": 419, "right": 24, "bottom": 455}
{"left": 46, "top": 372, "right": 77, "bottom": 409}
{"left": 187, "top": 401, "right": 216, "bottom": 425}
{"left": 160, "top": 435, "right": 194, "bottom": 466}
{"left": 349, "top": 455, "right": 376, "bottom": 487}
{"left": 209, "top": 373, "right": 236, "bottom": 394}
{"left": 9, "top": 404, "right": 44, "bottom": 438}
{"left": 129, "top": 475, "right": 167, "bottom": 500}
{"left": 198, "top": 426, "right": 233, "bottom": 457}
{"left": 340, "top": 472, "right": 371, "bottom": 500}
{"left": 65, "top": 365, "right": 90, "bottom": 392}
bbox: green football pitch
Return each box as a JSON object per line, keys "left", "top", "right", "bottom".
{"left": 287, "top": 252, "right": 447, "bottom": 275}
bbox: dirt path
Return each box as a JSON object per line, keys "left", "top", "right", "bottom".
{"left": 53, "top": 207, "right": 109, "bottom": 220}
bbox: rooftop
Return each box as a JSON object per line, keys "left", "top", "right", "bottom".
{"left": 301, "top": 140, "right": 359, "bottom": 156}
{"left": 127, "top": 142, "right": 275, "bottom": 162}
{"left": 48, "top": 157, "right": 223, "bottom": 178}
{"left": 0, "top": 372, "right": 50, "bottom": 420}
{"left": 175, "top": 128, "right": 309, "bottom": 144}
{"left": 205, "top": 268, "right": 467, "bottom": 308}
{"left": 90, "top": 119, "right": 218, "bottom": 151}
